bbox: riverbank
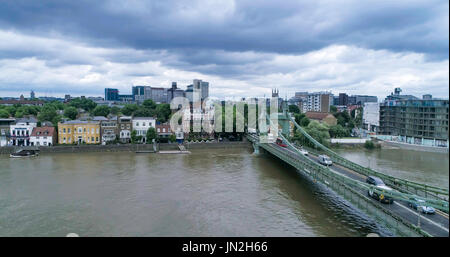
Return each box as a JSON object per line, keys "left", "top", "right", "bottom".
{"left": 378, "top": 140, "right": 449, "bottom": 153}
{"left": 0, "top": 140, "right": 251, "bottom": 155}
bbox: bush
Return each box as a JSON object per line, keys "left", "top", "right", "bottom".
{"left": 364, "top": 140, "right": 375, "bottom": 150}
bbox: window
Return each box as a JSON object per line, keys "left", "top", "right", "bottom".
{"left": 96, "top": 128, "right": 99, "bottom": 134}
{"left": 78, "top": 127, "right": 82, "bottom": 133}
{"left": 143, "top": 122, "right": 146, "bottom": 126}
{"left": 68, "top": 137, "right": 71, "bottom": 143}
{"left": 136, "top": 122, "right": 139, "bottom": 126}
{"left": 68, "top": 128, "right": 71, "bottom": 133}
{"left": 96, "top": 137, "right": 99, "bottom": 142}
{"left": 91, "top": 137, "right": 94, "bottom": 142}
{"left": 83, "top": 128, "right": 86, "bottom": 133}
{"left": 91, "top": 128, "right": 94, "bottom": 134}
{"left": 63, "top": 128, "right": 66, "bottom": 133}
{"left": 157, "top": 128, "right": 160, "bottom": 132}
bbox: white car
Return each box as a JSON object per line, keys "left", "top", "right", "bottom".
{"left": 298, "top": 148, "right": 308, "bottom": 156}
{"left": 318, "top": 155, "right": 332, "bottom": 166}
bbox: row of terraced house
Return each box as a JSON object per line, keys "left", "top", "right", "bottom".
{"left": 0, "top": 116, "right": 174, "bottom": 147}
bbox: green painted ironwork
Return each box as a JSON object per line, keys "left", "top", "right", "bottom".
{"left": 247, "top": 134, "right": 433, "bottom": 237}
{"left": 286, "top": 113, "right": 449, "bottom": 204}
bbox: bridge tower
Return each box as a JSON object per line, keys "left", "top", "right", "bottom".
{"left": 278, "top": 98, "right": 291, "bottom": 137}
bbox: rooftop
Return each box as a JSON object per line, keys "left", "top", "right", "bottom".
{"left": 31, "top": 126, "right": 55, "bottom": 137}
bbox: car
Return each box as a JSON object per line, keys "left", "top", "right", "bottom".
{"left": 298, "top": 148, "right": 308, "bottom": 156}
{"left": 408, "top": 197, "right": 435, "bottom": 214}
{"left": 276, "top": 138, "right": 287, "bottom": 147}
{"left": 366, "top": 176, "right": 394, "bottom": 204}
{"left": 318, "top": 155, "right": 332, "bottom": 166}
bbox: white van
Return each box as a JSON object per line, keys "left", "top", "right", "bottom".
{"left": 318, "top": 155, "right": 332, "bottom": 166}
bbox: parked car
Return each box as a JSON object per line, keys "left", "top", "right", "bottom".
{"left": 366, "top": 176, "right": 394, "bottom": 204}
{"left": 318, "top": 155, "right": 332, "bottom": 166}
{"left": 276, "top": 138, "right": 287, "bottom": 147}
{"left": 408, "top": 197, "right": 435, "bottom": 214}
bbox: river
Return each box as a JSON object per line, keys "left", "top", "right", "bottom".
{"left": 0, "top": 146, "right": 447, "bottom": 236}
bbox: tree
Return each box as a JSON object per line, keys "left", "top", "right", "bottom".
{"left": 288, "top": 105, "right": 300, "bottom": 114}
{"left": 330, "top": 105, "right": 337, "bottom": 113}
{"left": 0, "top": 109, "right": 9, "bottom": 118}
{"left": 121, "top": 104, "right": 138, "bottom": 116}
{"left": 169, "top": 134, "right": 176, "bottom": 143}
{"left": 300, "top": 117, "right": 310, "bottom": 127}
{"left": 131, "top": 130, "right": 138, "bottom": 144}
{"left": 134, "top": 107, "right": 154, "bottom": 117}
{"left": 91, "top": 105, "right": 110, "bottom": 117}
{"left": 69, "top": 98, "right": 97, "bottom": 111}
{"left": 38, "top": 104, "right": 58, "bottom": 123}
{"left": 155, "top": 104, "right": 171, "bottom": 123}
{"left": 142, "top": 99, "right": 156, "bottom": 109}
{"left": 329, "top": 124, "right": 350, "bottom": 138}
{"left": 146, "top": 127, "right": 157, "bottom": 144}
{"left": 292, "top": 120, "right": 330, "bottom": 148}
{"left": 64, "top": 106, "right": 78, "bottom": 120}
{"left": 110, "top": 106, "right": 121, "bottom": 115}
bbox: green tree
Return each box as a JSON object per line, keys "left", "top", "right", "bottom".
{"left": 329, "top": 124, "right": 350, "bottom": 138}
{"left": 64, "top": 106, "right": 78, "bottom": 120}
{"left": 69, "top": 98, "right": 97, "bottom": 111}
{"left": 364, "top": 140, "right": 375, "bottom": 150}
{"left": 146, "top": 127, "right": 157, "bottom": 144}
{"left": 288, "top": 105, "right": 300, "bottom": 114}
{"left": 37, "top": 104, "right": 58, "bottom": 123}
{"left": 0, "top": 109, "right": 9, "bottom": 118}
{"left": 292, "top": 120, "right": 330, "bottom": 148}
{"left": 110, "top": 106, "right": 121, "bottom": 115}
{"left": 330, "top": 105, "right": 337, "bottom": 113}
{"left": 134, "top": 107, "right": 154, "bottom": 117}
{"left": 169, "top": 134, "right": 176, "bottom": 143}
{"left": 131, "top": 130, "right": 138, "bottom": 144}
{"left": 91, "top": 105, "right": 110, "bottom": 117}
{"left": 142, "top": 99, "right": 156, "bottom": 109}
{"left": 121, "top": 104, "right": 138, "bottom": 116}
{"left": 300, "top": 117, "right": 310, "bottom": 127}
{"left": 155, "top": 103, "right": 171, "bottom": 123}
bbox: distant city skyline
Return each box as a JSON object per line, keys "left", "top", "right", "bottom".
{"left": 0, "top": 1, "right": 448, "bottom": 100}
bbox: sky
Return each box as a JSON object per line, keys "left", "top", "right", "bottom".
{"left": 0, "top": 0, "right": 448, "bottom": 100}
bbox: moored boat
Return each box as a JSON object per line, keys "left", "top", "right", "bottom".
{"left": 9, "top": 149, "right": 40, "bottom": 158}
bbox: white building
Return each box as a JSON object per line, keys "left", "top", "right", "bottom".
{"left": 30, "top": 126, "right": 56, "bottom": 146}
{"left": 293, "top": 91, "right": 333, "bottom": 113}
{"left": 132, "top": 117, "right": 156, "bottom": 143}
{"left": 363, "top": 102, "right": 380, "bottom": 132}
{"left": 9, "top": 117, "right": 37, "bottom": 146}
{"left": 0, "top": 118, "right": 15, "bottom": 147}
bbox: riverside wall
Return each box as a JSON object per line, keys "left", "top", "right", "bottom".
{"left": 0, "top": 140, "right": 251, "bottom": 155}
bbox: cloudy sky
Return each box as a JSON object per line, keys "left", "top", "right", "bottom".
{"left": 0, "top": 0, "right": 448, "bottom": 100}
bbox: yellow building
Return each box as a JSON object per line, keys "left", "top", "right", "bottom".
{"left": 58, "top": 120, "right": 101, "bottom": 144}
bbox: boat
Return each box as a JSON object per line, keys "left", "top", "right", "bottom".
{"left": 9, "top": 149, "right": 40, "bottom": 158}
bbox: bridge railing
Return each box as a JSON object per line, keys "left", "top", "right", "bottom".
{"left": 287, "top": 113, "right": 449, "bottom": 203}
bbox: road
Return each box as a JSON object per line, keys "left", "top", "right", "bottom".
{"left": 271, "top": 142, "right": 449, "bottom": 237}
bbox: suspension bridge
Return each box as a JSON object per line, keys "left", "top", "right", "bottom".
{"left": 246, "top": 107, "right": 449, "bottom": 237}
